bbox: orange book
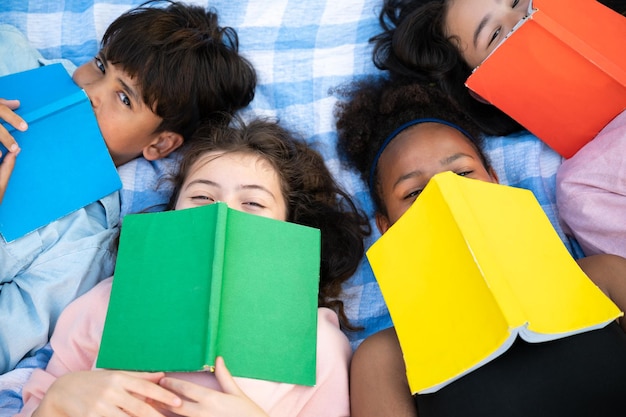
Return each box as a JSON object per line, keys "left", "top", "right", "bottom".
{"left": 465, "top": 0, "right": 626, "bottom": 158}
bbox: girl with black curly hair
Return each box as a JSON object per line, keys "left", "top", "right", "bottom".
{"left": 334, "top": 76, "right": 626, "bottom": 417}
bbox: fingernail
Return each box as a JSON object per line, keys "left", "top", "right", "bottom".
{"left": 19, "top": 122, "right": 27, "bottom": 130}
{"left": 9, "top": 144, "right": 19, "bottom": 152}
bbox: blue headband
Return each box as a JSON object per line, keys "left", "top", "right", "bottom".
{"left": 368, "top": 118, "right": 476, "bottom": 194}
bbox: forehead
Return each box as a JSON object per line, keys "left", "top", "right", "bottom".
{"left": 445, "top": 0, "right": 485, "bottom": 45}
{"left": 376, "top": 123, "right": 481, "bottom": 181}
{"left": 186, "top": 150, "right": 278, "bottom": 178}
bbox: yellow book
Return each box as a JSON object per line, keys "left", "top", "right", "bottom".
{"left": 367, "top": 171, "right": 622, "bottom": 395}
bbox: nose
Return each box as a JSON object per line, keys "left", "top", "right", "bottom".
{"left": 81, "top": 82, "right": 101, "bottom": 109}
{"left": 220, "top": 197, "right": 237, "bottom": 211}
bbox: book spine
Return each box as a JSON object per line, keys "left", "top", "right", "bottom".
{"left": 444, "top": 180, "right": 526, "bottom": 328}
{"left": 206, "top": 203, "right": 227, "bottom": 369}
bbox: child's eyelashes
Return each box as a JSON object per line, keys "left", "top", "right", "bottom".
{"left": 117, "top": 91, "right": 131, "bottom": 108}
{"left": 403, "top": 189, "right": 423, "bottom": 200}
{"left": 94, "top": 56, "right": 105, "bottom": 73}
{"left": 402, "top": 171, "right": 473, "bottom": 201}
{"left": 489, "top": 28, "right": 501, "bottom": 46}
{"left": 243, "top": 201, "right": 266, "bottom": 209}
{"left": 191, "top": 195, "right": 214, "bottom": 202}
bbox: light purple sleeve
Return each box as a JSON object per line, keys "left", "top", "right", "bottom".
{"left": 556, "top": 110, "right": 626, "bottom": 257}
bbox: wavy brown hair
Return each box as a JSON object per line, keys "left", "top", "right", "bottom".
{"left": 168, "top": 116, "right": 370, "bottom": 330}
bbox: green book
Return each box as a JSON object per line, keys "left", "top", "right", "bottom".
{"left": 97, "top": 203, "right": 320, "bottom": 386}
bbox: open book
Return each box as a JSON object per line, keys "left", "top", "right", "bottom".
{"left": 465, "top": 0, "right": 626, "bottom": 158}
{"left": 367, "top": 171, "right": 622, "bottom": 394}
{"left": 97, "top": 203, "right": 320, "bottom": 386}
{"left": 0, "top": 64, "right": 121, "bottom": 241}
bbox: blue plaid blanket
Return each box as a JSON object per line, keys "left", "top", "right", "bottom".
{"left": 0, "top": 1, "right": 576, "bottom": 413}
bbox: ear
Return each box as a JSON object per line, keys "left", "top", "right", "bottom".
{"left": 375, "top": 212, "right": 392, "bottom": 235}
{"left": 142, "top": 131, "right": 184, "bottom": 161}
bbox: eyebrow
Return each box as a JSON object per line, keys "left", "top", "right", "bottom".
{"left": 118, "top": 78, "right": 140, "bottom": 104}
{"left": 99, "top": 52, "right": 141, "bottom": 104}
{"left": 473, "top": 15, "right": 490, "bottom": 48}
{"left": 185, "top": 179, "right": 278, "bottom": 200}
{"left": 440, "top": 152, "right": 475, "bottom": 165}
{"left": 391, "top": 152, "right": 476, "bottom": 190}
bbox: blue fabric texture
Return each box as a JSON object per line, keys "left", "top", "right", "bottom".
{"left": 0, "top": 1, "right": 574, "bottom": 413}
{"left": 0, "top": 0, "right": 574, "bottom": 352}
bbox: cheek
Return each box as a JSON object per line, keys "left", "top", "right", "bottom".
{"left": 173, "top": 199, "right": 189, "bottom": 211}
{"left": 97, "top": 120, "right": 128, "bottom": 162}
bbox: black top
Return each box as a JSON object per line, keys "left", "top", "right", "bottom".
{"left": 415, "top": 322, "right": 626, "bottom": 417}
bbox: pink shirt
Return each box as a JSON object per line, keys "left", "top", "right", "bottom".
{"left": 18, "top": 278, "right": 351, "bottom": 417}
{"left": 556, "top": 110, "right": 626, "bottom": 257}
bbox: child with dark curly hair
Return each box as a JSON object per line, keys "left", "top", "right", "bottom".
{"left": 335, "top": 76, "right": 626, "bottom": 417}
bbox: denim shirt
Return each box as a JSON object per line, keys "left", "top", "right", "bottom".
{"left": 0, "top": 192, "right": 119, "bottom": 374}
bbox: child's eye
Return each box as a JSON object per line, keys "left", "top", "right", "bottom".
{"left": 244, "top": 201, "right": 266, "bottom": 209}
{"left": 117, "top": 92, "right": 131, "bottom": 108}
{"left": 512, "top": 0, "right": 520, "bottom": 7}
{"left": 403, "top": 189, "right": 422, "bottom": 200}
{"left": 489, "top": 28, "right": 501, "bottom": 46}
{"left": 456, "top": 170, "right": 473, "bottom": 177}
{"left": 191, "top": 195, "right": 214, "bottom": 202}
{"left": 94, "top": 57, "right": 105, "bottom": 73}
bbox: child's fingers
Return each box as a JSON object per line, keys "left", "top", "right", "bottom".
{"left": 121, "top": 371, "right": 182, "bottom": 408}
{"left": 0, "top": 151, "right": 17, "bottom": 204}
{"left": 0, "top": 99, "right": 25, "bottom": 152}
{"left": 214, "top": 356, "right": 243, "bottom": 396}
{"left": 0, "top": 99, "right": 21, "bottom": 111}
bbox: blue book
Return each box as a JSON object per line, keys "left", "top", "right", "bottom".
{"left": 0, "top": 64, "right": 121, "bottom": 242}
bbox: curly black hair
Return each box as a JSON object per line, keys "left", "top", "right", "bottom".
{"left": 334, "top": 76, "right": 488, "bottom": 216}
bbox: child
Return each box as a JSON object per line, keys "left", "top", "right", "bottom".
{"left": 0, "top": 1, "right": 256, "bottom": 376}
{"left": 371, "top": 0, "right": 626, "bottom": 260}
{"left": 334, "top": 76, "right": 626, "bottom": 417}
{"left": 17, "top": 116, "right": 370, "bottom": 417}
{"left": 371, "top": 0, "right": 624, "bottom": 136}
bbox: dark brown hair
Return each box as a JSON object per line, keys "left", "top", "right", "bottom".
{"left": 371, "top": 0, "right": 522, "bottom": 136}
{"left": 168, "top": 116, "right": 371, "bottom": 329}
{"left": 101, "top": 0, "right": 256, "bottom": 142}
{"left": 334, "top": 76, "right": 488, "bottom": 216}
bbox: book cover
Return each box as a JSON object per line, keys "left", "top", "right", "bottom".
{"left": 367, "top": 171, "right": 622, "bottom": 394}
{"left": 97, "top": 203, "right": 320, "bottom": 386}
{"left": 0, "top": 64, "right": 121, "bottom": 241}
{"left": 465, "top": 0, "right": 626, "bottom": 158}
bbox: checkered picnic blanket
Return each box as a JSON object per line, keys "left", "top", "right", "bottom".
{"left": 0, "top": 1, "right": 579, "bottom": 413}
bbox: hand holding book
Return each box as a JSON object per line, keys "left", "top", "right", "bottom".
{"left": 0, "top": 98, "right": 24, "bottom": 204}
{"left": 0, "top": 64, "right": 121, "bottom": 240}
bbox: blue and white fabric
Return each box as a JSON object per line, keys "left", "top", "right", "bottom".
{"left": 0, "top": 1, "right": 574, "bottom": 413}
